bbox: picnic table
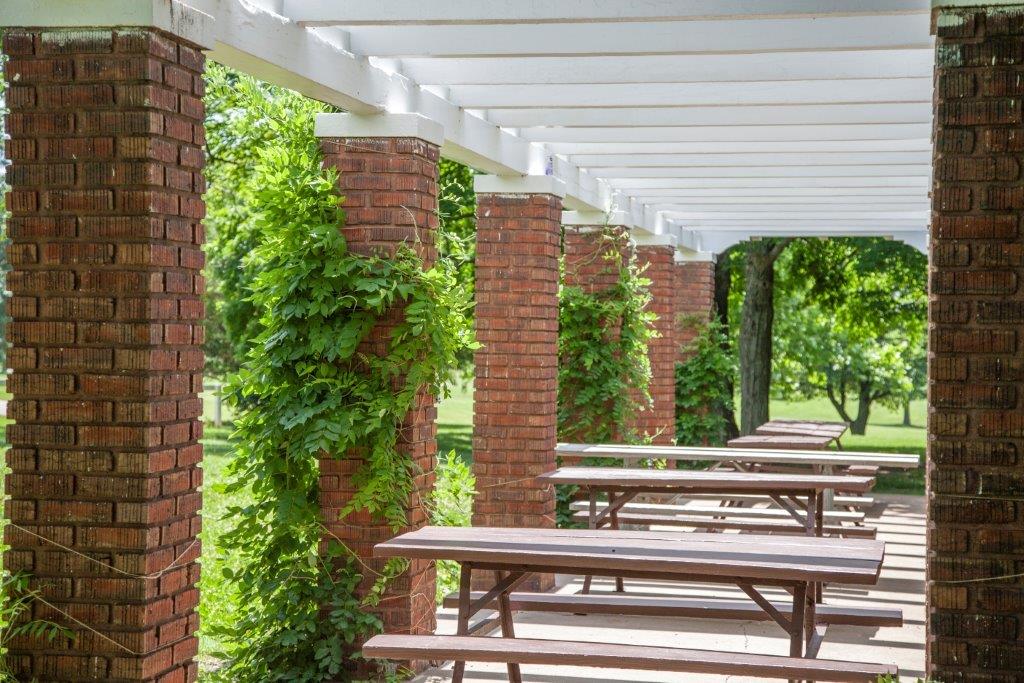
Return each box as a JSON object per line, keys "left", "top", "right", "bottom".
{"left": 542, "top": 467, "right": 875, "bottom": 595}
{"left": 756, "top": 419, "right": 850, "bottom": 446}
{"left": 366, "top": 526, "right": 896, "bottom": 682}
{"left": 556, "top": 442, "right": 919, "bottom": 510}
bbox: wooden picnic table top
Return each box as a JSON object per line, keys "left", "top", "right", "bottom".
{"left": 556, "top": 442, "right": 920, "bottom": 469}
{"left": 539, "top": 467, "right": 875, "bottom": 493}
{"left": 375, "top": 525, "right": 885, "bottom": 585}
{"left": 756, "top": 419, "right": 849, "bottom": 440}
{"left": 728, "top": 434, "right": 835, "bottom": 450}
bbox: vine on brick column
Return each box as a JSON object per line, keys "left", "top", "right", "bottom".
{"left": 556, "top": 227, "right": 656, "bottom": 524}
{"left": 208, "top": 74, "right": 474, "bottom": 682}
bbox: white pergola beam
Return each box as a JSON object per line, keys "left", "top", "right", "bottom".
{"left": 646, "top": 198, "right": 929, "bottom": 207}
{"left": 285, "top": 1, "right": 929, "bottom": 26}
{"left": 179, "top": 0, "right": 609, "bottom": 210}
{"left": 340, "top": 15, "right": 930, "bottom": 58}
{"left": 609, "top": 177, "right": 930, "bottom": 189}
{"left": 520, "top": 124, "right": 934, "bottom": 143}
{"left": 547, "top": 140, "right": 931, "bottom": 154}
{"left": 447, "top": 79, "right": 931, "bottom": 109}
{"left": 597, "top": 166, "right": 930, "bottom": 179}
{"left": 401, "top": 50, "right": 932, "bottom": 85}
{"left": 571, "top": 152, "right": 932, "bottom": 168}
{"left": 485, "top": 103, "right": 931, "bottom": 128}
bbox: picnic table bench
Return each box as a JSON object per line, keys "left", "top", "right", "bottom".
{"left": 728, "top": 434, "right": 836, "bottom": 450}
{"left": 367, "top": 526, "right": 897, "bottom": 682}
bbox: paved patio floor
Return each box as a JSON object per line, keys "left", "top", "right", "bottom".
{"left": 413, "top": 494, "right": 926, "bottom": 682}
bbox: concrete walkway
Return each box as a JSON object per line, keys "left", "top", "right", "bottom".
{"left": 414, "top": 494, "right": 926, "bottom": 682}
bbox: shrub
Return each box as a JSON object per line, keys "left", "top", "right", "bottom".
{"left": 429, "top": 452, "right": 476, "bottom": 602}
{"left": 675, "top": 320, "right": 736, "bottom": 447}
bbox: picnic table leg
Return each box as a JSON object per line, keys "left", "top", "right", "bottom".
{"left": 608, "top": 506, "right": 625, "bottom": 592}
{"left": 495, "top": 571, "right": 523, "bottom": 683}
{"left": 582, "top": 488, "right": 598, "bottom": 594}
{"left": 821, "top": 464, "right": 835, "bottom": 510}
{"left": 452, "top": 563, "right": 472, "bottom": 683}
{"left": 814, "top": 491, "right": 825, "bottom": 602}
{"left": 804, "top": 492, "right": 816, "bottom": 536}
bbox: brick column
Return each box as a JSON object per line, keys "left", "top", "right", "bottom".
{"left": 675, "top": 257, "right": 716, "bottom": 361}
{"left": 315, "top": 114, "right": 442, "bottom": 643}
{"left": 1, "top": 8, "right": 210, "bottom": 681}
{"left": 472, "top": 176, "right": 563, "bottom": 566}
{"left": 929, "top": 4, "right": 1024, "bottom": 679}
{"left": 633, "top": 240, "right": 678, "bottom": 445}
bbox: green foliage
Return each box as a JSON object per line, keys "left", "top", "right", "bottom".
{"left": 208, "top": 70, "right": 475, "bottom": 681}
{"left": 436, "top": 159, "right": 478, "bottom": 376}
{"left": 772, "top": 238, "right": 927, "bottom": 431}
{"left": 675, "top": 320, "right": 736, "bottom": 446}
{"left": 556, "top": 228, "right": 657, "bottom": 526}
{"left": 202, "top": 64, "right": 341, "bottom": 378}
{"left": 429, "top": 451, "right": 476, "bottom": 602}
{"left": 557, "top": 229, "right": 657, "bottom": 443}
{"left": 0, "top": 573, "right": 73, "bottom": 682}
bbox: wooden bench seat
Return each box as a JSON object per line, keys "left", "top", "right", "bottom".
{"left": 678, "top": 493, "right": 876, "bottom": 508}
{"left": 442, "top": 591, "right": 903, "bottom": 627}
{"left": 569, "top": 500, "right": 866, "bottom": 524}
{"left": 572, "top": 510, "right": 878, "bottom": 538}
{"left": 363, "top": 634, "right": 898, "bottom": 682}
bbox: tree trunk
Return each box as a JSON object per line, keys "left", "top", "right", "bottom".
{"left": 902, "top": 400, "right": 912, "bottom": 427}
{"left": 739, "top": 239, "right": 790, "bottom": 435}
{"left": 850, "top": 381, "right": 873, "bottom": 435}
{"left": 713, "top": 247, "right": 740, "bottom": 440}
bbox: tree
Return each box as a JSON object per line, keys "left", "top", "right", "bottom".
{"left": 712, "top": 245, "right": 741, "bottom": 439}
{"left": 738, "top": 238, "right": 791, "bottom": 435}
{"left": 772, "top": 238, "right": 927, "bottom": 435}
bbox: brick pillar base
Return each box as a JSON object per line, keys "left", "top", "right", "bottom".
{"left": 472, "top": 181, "right": 563, "bottom": 591}
{"left": 928, "top": 5, "right": 1024, "bottom": 679}
{"left": 316, "top": 118, "right": 440, "bottom": 649}
{"left": 675, "top": 259, "right": 716, "bottom": 361}
{"left": 633, "top": 244, "right": 677, "bottom": 445}
{"left": 2, "top": 24, "right": 207, "bottom": 682}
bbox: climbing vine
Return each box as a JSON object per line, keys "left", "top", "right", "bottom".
{"left": 556, "top": 228, "right": 657, "bottom": 525}
{"left": 207, "top": 73, "right": 475, "bottom": 681}
{"left": 557, "top": 228, "right": 657, "bottom": 443}
{"left": 675, "top": 320, "right": 736, "bottom": 447}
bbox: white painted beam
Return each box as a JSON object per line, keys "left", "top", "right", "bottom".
{"left": 472, "top": 175, "right": 567, "bottom": 198}
{"left": 285, "top": 0, "right": 930, "bottom": 26}
{"left": 597, "top": 165, "right": 930, "bottom": 179}
{"left": 547, "top": 139, "right": 931, "bottom": 155}
{"left": 572, "top": 152, "right": 932, "bottom": 168}
{"left": 179, "top": 0, "right": 612, "bottom": 209}
{"left": 647, "top": 198, "right": 929, "bottom": 208}
{"left": 609, "top": 177, "right": 930, "bottom": 189}
{"left": 519, "top": 124, "right": 934, "bottom": 143}
{"left": 666, "top": 210, "right": 929, "bottom": 220}
{"left": 341, "top": 15, "right": 930, "bottom": 58}
{"left": 624, "top": 187, "right": 928, "bottom": 198}
{"left": 401, "top": 50, "right": 932, "bottom": 85}
{"left": 0, "top": 0, "right": 215, "bottom": 47}
{"left": 485, "top": 103, "right": 932, "bottom": 128}
{"left": 447, "top": 79, "right": 931, "bottom": 109}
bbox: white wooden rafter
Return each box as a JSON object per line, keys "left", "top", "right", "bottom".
{"left": 2, "top": 0, "right": 935, "bottom": 253}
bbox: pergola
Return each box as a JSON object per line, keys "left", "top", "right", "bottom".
{"left": 0, "top": 0, "right": 1020, "bottom": 681}
{"left": 196, "top": 0, "right": 934, "bottom": 255}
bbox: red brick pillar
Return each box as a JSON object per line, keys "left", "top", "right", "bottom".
{"left": 315, "top": 114, "right": 442, "bottom": 642}
{"left": 675, "top": 258, "right": 716, "bottom": 361}
{"left": 1, "top": 12, "right": 210, "bottom": 682}
{"left": 563, "top": 220, "right": 630, "bottom": 292}
{"left": 633, "top": 240, "right": 678, "bottom": 445}
{"left": 929, "top": 4, "right": 1024, "bottom": 679}
{"left": 472, "top": 176, "right": 563, "bottom": 566}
